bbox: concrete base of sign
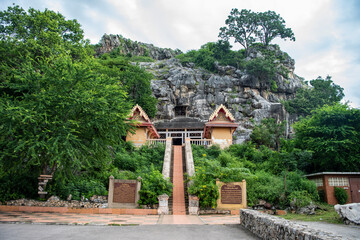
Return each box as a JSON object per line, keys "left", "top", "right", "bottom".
{"left": 216, "top": 179, "right": 247, "bottom": 210}
{"left": 108, "top": 176, "right": 142, "bottom": 208}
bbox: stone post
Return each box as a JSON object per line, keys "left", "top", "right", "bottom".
{"left": 188, "top": 195, "right": 199, "bottom": 215}
{"left": 135, "top": 177, "right": 142, "bottom": 207}
{"left": 108, "top": 175, "right": 114, "bottom": 208}
{"left": 157, "top": 194, "right": 169, "bottom": 215}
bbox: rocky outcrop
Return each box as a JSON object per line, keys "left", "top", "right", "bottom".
{"left": 97, "top": 34, "right": 304, "bottom": 141}
{"left": 335, "top": 203, "right": 360, "bottom": 225}
{"left": 140, "top": 55, "right": 302, "bottom": 142}
{"left": 96, "top": 34, "right": 179, "bottom": 60}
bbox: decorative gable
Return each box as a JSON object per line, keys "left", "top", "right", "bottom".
{"left": 208, "top": 104, "right": 235, "bottom": 122}
{"left": 129, "top": 104, "right": 151, "bottom": 123}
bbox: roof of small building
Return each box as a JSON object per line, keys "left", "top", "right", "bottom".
{"left": 208, "top": 104, "right": 235, "bottom": 122}
{"left": 306, "top": 172, "right": 360, "bottom": 177}
{"left": 154, "top": 117, "right": 205, "bottom": 129}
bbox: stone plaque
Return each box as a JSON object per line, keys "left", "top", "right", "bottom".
{"left": 221, "top": 184, "right": 242, "bottom": 204}
{"left": 113, "top": 182, "right": 136, "bottom": 203}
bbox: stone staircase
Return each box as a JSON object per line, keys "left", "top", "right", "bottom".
{"left": 171, "top": 146, "right": 186, "bottom": 215}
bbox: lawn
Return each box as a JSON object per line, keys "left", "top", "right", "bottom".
{"left": 279, "top": 204, "right": 343, "bottom": 224}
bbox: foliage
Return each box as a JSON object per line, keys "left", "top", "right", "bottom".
{"left": 219, "top": 8, "right": 295, "bottom": 53}
{"left": 219, "top": 9, "right": 258, "bottom": 53}
{"left": 334, "top": 187, "right": 348, "bottom": 205}
{"left": 52, "top": 178, "right": 107, "bottom": 201}
{"left": 288, "top": 190, "right": 313, "bottom": 209}
{"left": 250, "top": 118, "right": 286, "bottom": 151}
{"left": 0, "top": 5, "right": 160, "bottom": 202}
{"left": 245, "top": 57, "right": 277, "bottom": 81}
{"left": 137, "top": 165, "right": 173, "bottom": 206}
{"left": 96, "top": 56, "right": 157, "bottom": 118}
{"left": 284, "top": 76, "right": 344, "bottom": 116}
{"left": 293, "top": 103, "right": 360, "bottom": 172}
{"left": 190, "top": 144, "right": 318, "bottom": 208}
{"left": 176, "top": 40, "right": 245, "bottom": 72}
{"left": 280, "top": 203, "right": 343, "bottom": 224}
{"left": 257, "top": 11, "right": 295, "bottom": 46}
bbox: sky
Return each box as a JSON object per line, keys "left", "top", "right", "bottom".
{"left": 1, "top": 0, "right": 359, "bottom": 107}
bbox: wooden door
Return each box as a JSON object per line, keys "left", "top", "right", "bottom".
{"left": 349, "top": 178, "right": 360, "bottom": 203}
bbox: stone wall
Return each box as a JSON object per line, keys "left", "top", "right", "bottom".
{"left": 240, "top": 209, "right": 343, "bottom": 240}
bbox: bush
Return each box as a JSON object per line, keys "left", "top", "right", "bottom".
{"left": 334, "top": 187, "right": 348, "bottom": 204}
{"left": 137, "top": 165, "right": 173, "bottom": 206}
{"left": 288, "top": 190, "right": 312, "bottom": 209}
{"left": 52, "top": 178, "right": 108, "bottom": 200}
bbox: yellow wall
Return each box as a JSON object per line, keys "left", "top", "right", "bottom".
{"left": 211, "top": 127, "right": 232, "bottom": 149}
{"left": 126, "top": 127, "right": 148, "bottom": 147}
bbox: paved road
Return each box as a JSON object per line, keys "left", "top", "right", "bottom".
{"left": 0, "top": 224, "right": 260, "bottom": 240}
{"left": 294, "top": 221, "right": 360, "bottom": 240}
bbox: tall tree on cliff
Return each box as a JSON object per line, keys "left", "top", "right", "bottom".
{"left": 219, "top": 9, "right": 295, "bottom": 53}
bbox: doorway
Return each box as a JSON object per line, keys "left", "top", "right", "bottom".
{"left": 172, "top": 138, "right": 183, "bottom": 145}
{"left": 350, "top": 178, "right": 360, "bottom": 203}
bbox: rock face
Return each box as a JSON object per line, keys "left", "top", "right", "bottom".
{"left": 335, "top": 203, "right": 360, "bottom": 225}
{"left": 142, "top": 57, "right": 302, "bottom": 142}
{"left": 96, "top": 34, "right": 178, "bottom": 60}
{"left": 97, "top": 35, "right": 304, "bottom": 141}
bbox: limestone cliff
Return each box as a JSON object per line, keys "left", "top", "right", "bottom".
{"left": 97, "top": 34, "right": 304, "bottom": 143}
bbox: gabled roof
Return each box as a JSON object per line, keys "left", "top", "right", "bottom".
{"left": 208, "top": 104, "right": 235, "bottom": 122}
{"left": 128, "top": 104, "right": 159, "bottom": 139}
{"left": 129, "top": 104, "right": 151, "bottom": 123}
{"left": 203, "top": 104, "right": 238, "bottom": 138}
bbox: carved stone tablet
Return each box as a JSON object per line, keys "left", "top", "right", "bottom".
{"left": 113, "top": 182, "right": 136, "bottom": 203}
{"left": 221, "top": 184, "right": 242, "bottom": 204}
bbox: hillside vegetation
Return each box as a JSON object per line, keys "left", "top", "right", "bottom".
{"left": 0, "top": 5, "right": 359, "bottom": 210}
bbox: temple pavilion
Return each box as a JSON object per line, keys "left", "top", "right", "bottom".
{"left": 126, "top": 104, "right": 239, "bottom": 149}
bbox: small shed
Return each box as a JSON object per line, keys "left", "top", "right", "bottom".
{"left": 306, "top": 172, "right": 360, "bottom": 205}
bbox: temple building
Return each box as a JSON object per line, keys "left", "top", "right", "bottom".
{"left": 126, "top": 104, "right": 239, "bottom": 149}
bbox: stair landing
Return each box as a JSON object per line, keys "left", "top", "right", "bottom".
{"left": 172, "top": 146, "right": 186, "bottom": 215}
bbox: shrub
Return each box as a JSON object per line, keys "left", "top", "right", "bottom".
{"left": 288, "top": 190, "right": 312, "bottom": 209}
{"left": 334, "top": 187, "right": 348, "bottom": 204}
{"left": 137, "top": 165, "right": 173, "bottom": 206}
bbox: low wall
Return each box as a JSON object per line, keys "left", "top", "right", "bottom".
{"left": 184, "top": 138, "right": 195, "bottom": 186}
{"left": 240, "top": 209, "right": 342, "bottom": 240}
{"left": 0, "top": 205, "right": 157, "bottom": 215}
{"left": 162, "top": 138, "right": 172, "bottom": 179}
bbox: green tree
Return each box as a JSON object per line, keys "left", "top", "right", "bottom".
{"left": 0, "top": 5, "right": 133, "bottom": 190}
{"left": 219, "top": 9, "right": 295, "bottom": 53}
{"left": 293, "top": 103, "right": 360, "bottom": 173}
{"left": 250, "top": 118, "right": 286, "bottom": 151}
{"left": 284, "top": 76, "right": 344, "bottom": 116}
{"left": 219, "top": 9, "right": 258, "bottom": 53}
{"left": 257, "top": 11, "right": 295, "bottom": 46}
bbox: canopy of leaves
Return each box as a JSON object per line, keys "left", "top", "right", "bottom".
{"left": 284, "top": 76, "right": 344, "bottom": 116}
{"left": 250, "top": 118, "right": 286, "bottom": 151}
{"left": 219, "top": 9, "right": 295, "bottom": 53}
{"left": 176, "top": 40, "right": 246, "bottom": 72}
{"left": 293, "top": 103, "right": 360, "bottom": 173}
{"left": 0, "top": 5, "right": 158, "bottom": 202}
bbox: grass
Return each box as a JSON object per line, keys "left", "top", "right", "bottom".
{"left": 279, "top": 204, "right": 343, "bottom": 224}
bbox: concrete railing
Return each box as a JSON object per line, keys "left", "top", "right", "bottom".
{"left": 185, "top": 138, "right": 199, "bottom": 215}
{"left": 161, "top": 138, "right": 172, "bottom": 180}
{"left": 190, "top": 139, "right": 212, "bottom": 146}
{"left": 146, "top": 139, "right": 166, "bottom": 145}
{"left": 240, "top": 209, "right": 342, "bottom": 240}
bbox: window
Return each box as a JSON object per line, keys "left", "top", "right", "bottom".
{"left": 328, "top": 177, "right": 349, "bottom": 186}
{"left": 174, "top": 106, "right": 187, "bottom": 117}
{"left": 311, "top": 178, "right": 323, "bottom": 187}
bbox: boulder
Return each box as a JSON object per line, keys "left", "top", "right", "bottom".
{"left": 335, "top": 203, "right": 360, "bottom": 225}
